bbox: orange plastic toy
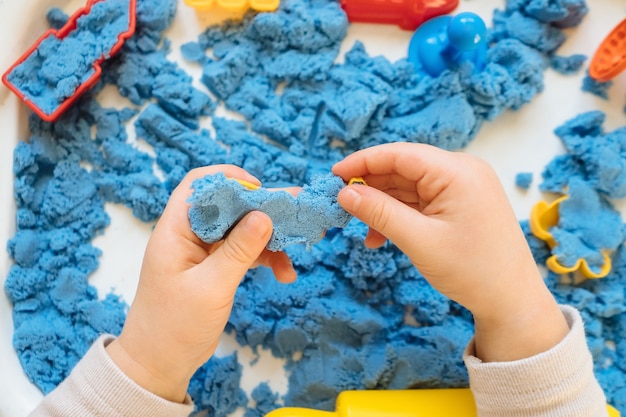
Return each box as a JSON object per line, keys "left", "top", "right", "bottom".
{"left": 589, "top": 18, "right": 626, "bottom": 82}
{"left": 263, "top": 389, "right": 621, "bottom": 417}
{"left": 184, "top": 0, "right": 279, "bottom": 13}
{"left": 530, "top": 196, "right": 612, "bottom": 278}
{"left": 339, "top": 0, "right": 459, "bottom": 31}
{"left": 1, "top": 0, "right": 137, "bottom": 122}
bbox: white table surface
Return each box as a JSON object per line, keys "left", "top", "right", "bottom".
{"left": 1, "top": 0, "right": 626, "bottom": 416}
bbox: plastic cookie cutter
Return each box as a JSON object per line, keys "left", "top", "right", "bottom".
{"left": 530, "top": 196, "right": 612, "bottom": 279}
{"left": 263, "top": 389, "right": 621, "bottom": 417}
{"left": 589, "top": 18, "right": 626, "bottom": 82}
{"left": 339, "top": 0, "right": 458, "bottom": 31}
{"left": 408, "top": 11, "right": 487, "bottom": 77}
{"left": 184, "top": 0, "right": 279, "bottom": 13}
{"left": 2, "top": 0, "right": 137, "bottom": 122}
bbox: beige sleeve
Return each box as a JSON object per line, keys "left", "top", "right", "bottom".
{"left": 464, "top": 305, "right": 609, "bottom": 417}
{"left": 29, "top": 335, "right": 194, "bottom": 417}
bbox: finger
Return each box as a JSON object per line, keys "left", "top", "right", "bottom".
{"left": 197, "top": 211, "right": 273, "bottom": 290}
{"left": 155, "top": 165, "right": 261, "bottom": 244}
{"left": 269, "top": 251, "right": 297, "bottom": 284}
{"left": 267, "top": 186, "right": 302, "bottom": 197}
{"left": 365, "top": 187, "right": 421, "bottom": 205}
{"left": 337, "top": 184, "right": 433, "bottom": 256}
{"left": 359, "top": 173, "right": 418, "bottom": 193}
{"left": 257, "top": 249, "right": 298, "bottom": 284}
{"left": 168, "top": 165, "right": 261, "bottom": 214}
{"left": 364, "top": 228, "right": 387, "bottom": 248}
{"left": 332, "top": 143, "right": 457, "bottom": 185}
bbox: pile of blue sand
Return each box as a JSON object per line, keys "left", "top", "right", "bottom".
{"left": 183, "top": 0, "right": 589, "bottom": 156}
{"left": 6, "top": 0, "right": 131, "bottom": 116}
{"left": 228, "top": 221, "right": 472, "bottom": 410}
{"left": 244, "top": 383, "right": 281, "bottom": 417}
{"left": 188, "top": 353, "right": 248, "bottom": 415}
{"left": 541, "top": 111, "right": 626, "bottom": 199}
{"left": 7, "top": 105, "right": 131, "bottom": 393}
{"left": 7, "top": 0, "right": 626, "bottom": 415}
{"left": 188, "top": 173, "right": 352, "bottom": 251}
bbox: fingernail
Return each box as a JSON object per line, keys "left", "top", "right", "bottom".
{"left": 245, "top": 174, "right": 261, "bottom": 185}
{"left": 339, "top": 187, "right": 362, "bottom": 212}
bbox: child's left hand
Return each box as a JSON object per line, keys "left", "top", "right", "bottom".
{"left": 106, "top": 165, "right": 297, "bottom": 403}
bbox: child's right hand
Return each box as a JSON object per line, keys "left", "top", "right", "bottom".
{"left": 332, "top": 143, "right": 568, "bottom": 362}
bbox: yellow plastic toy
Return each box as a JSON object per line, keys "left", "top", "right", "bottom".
{"left": 233, "top": 178, "right": 261, "bottom": 190}
{"left": 530, "top": 196, "right": 612, "bottom": 279}
{"left": 265, "top": 389, "right": 477, "bottom": 417}
{"left": 348, "top": 177, "right": 367, "bottom": 186}
{"left": 264, "top": 389, "right": 621, "bottom": 417}
{"left": 185, "top": 0, "right": 279, "bottom": 13}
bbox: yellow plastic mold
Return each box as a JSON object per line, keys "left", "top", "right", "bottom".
{"left": 185, "top": 0, "right": 279, "bottom": 13}
{"left": 530, "top": 196, "right": 612, "bottom": 279}
{"left": 264, "top": 389, "right": 621, "bottom": 417}
{"left": 348, "top": 176, "right": 367, "bottom": 186}
{"left": 266, "top": 389, "right": 477, "bottom": 417}
{"left": 233, "top": 178, "right": 261, "bottom": 190}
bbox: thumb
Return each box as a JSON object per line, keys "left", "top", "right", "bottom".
{"left": 200, "top": 211, "right": 273, "bottom": 286}
{"left": 338, "top": 185, "right": 431, "bottom": 255}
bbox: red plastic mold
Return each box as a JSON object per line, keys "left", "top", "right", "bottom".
{"left": 340, "top": 0, "right": 459, "bottom": 31}
{"left": 1, "top": 0, "right": 137, "bottom": 122}
{"left": 589, "top": 18, "right": 626, "bottom": 82}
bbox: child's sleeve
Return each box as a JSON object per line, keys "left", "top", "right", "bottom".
{"left": 29, "top": 335, "right": 194, "bottom": 417}
{"left": 464, "top": 305, "right": 609, "bottom": 417}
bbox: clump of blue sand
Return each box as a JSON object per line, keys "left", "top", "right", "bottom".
{"left": 6, "top": 0, "right": 626, "bottom": 414}
{"left": 541, "top": 111, "right": 626, "bottom": 199}
{"left": 188, "top": 173, "right": 351, "bottom": 251}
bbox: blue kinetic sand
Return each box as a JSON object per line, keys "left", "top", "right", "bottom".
{"left": 46, "top": 8, "right": 69, "bottom": 30}
{"left": 541, "top": 111, "right": 626, "bottom": 199}
{"left": 8, "top": 0, "right": 626, "bottom": 415}
{"left": 582, "top": 73, "right": 612, "bottom": 99}
{"left": 6, "top": 0, "right": 131, "bottom": 116}
{"left": 551, "top": 54, "right": 586, "bottom": 74}
{"left": 244, "top": 383, "right": 281, "bottom": 417}
{"left": 515, "top": 172, "right": 533, "bottom": 189}
{"left": 408, "top": 12, "right": 488, "bottom": 77}
{"left": 188, "top": 353, "right": 247, "bottom": 415}
{"left": 189, "top": 0, "right": 578, "bottom": 157}
{"left": 550, "top": 178, "right": 624, "bottom": 273}
{"left": 5, "top": 0, "right": 175, "bottom": 394}
{"left": 188, "top": 173, "right": 352, "bottom": 251}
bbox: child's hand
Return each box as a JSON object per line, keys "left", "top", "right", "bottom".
{"left": 106, "top": 165, "right": 296, "bottom": 403}
{"left": 333, "top": 143, "right": 568, "bottom": 362}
